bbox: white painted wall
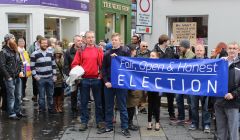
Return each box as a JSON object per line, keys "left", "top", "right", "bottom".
{"left": 0, "top": 5, "right": 89, "bottom": 47}
{"left": 144, "top": 0, "right": 240, "bottom": 56}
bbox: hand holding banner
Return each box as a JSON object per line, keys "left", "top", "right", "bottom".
{"left": 111, "top": 56, "right": 228, "bottom": 97}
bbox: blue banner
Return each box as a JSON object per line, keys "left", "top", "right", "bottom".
{"left": 111, "top": 56, "right": 229, "bottom": 97}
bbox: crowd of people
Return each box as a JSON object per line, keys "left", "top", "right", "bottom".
{"left": 0, "top": 31, "right": 239, "bottom": 140}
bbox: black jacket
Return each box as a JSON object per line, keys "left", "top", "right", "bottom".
{"left": 153, "top": 43, "right": 178, "bottom": 59}
{"left": 0, "top": 45, "right": 23, "bottom": 79}
{"left": 64, "top": 45, "right": 78, "bottom": 75}
{"left": 215, "top": 57, "right": 240, "bottom": 108}
{"left": 102, "top": 46, "right": 130, "bottom": 83}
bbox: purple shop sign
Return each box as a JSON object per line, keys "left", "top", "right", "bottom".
{"left": 0, "top": 0, "right": 89, "bottom": 11}
{"left": 0, "top": 0, "right": 39, "bottom": 5}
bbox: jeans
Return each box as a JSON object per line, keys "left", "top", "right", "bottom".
{"left": 215, "top": 104, "right": 239, "bottom": 140}
{"left": 104, "top": 87, "right": 128, "bottom": 129}
{"left": 37, "top": 77, "right": 54, "bottom": 111}
{"left": 190, "top": 95, "right": 210, "bottom": 127}
{"left": 80, "top": 78, "right": 103, "bottom": 124}
{"left": 5, "top": 78, "right": 22, "bottom": 116}
{"left": 176, "top": 94, "right": 191, "bottom": 120}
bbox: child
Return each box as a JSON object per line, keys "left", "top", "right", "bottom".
{"left": 54, "top": 46, "right": 64, "bottom": 113}
{"left": 147, "top": 51, "right": 161, "bottom": 131}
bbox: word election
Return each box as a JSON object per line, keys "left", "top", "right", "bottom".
{"left": 111, "top": 57, "right": 228, "bottom": 97}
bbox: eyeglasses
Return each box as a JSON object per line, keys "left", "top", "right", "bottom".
{"left": 228, "top": 48, "right": 238, "bottom": 50}
{"left": 142, "top": 45, "right": 148, "bottom": 48}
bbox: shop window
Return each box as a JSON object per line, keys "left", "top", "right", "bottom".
{"left": 8, "top": 14, "right": 29, "bottom": 46}
{"left": 168, "top": 16, "right": 208, "bottom": 55}
{"left": 8, "top": 15, "right": 27, "bottom": 24}
{"left": 104, "top": 13, "right": 115, "bottom": 42}
{"left": 44, "top": 17, "right": 60, "bottom": 40}
{"left": 168, "top": 16, "right": 208, "bottom": 46}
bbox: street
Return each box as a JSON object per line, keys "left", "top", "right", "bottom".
{"left": 0, "top": 79, "right": 216, "bottom": 140}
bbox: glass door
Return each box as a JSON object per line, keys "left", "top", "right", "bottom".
{"left": 8, "top": 14, "right": 29, "bottom": 47}
{"left": 105, "top": 13, "right": 115, "bottom": 43}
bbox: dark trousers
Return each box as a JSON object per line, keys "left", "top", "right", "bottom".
{"left": 0, "top": 77, "right": 7, "bottom": 111}
{"left": 71, "top": 89, "right": 78, "bottom": 112}
{"left": 148, "top": 92, "right": 161, "bottom": 123}
{"left": 127, "top": 107, "right": 135, "bottom": 124}
{"left": 166, "top": 93, "right": 175, "bottom": 117}
{"left": 20, "top": 77, "right": 28, "bottom": 98}
{"left": 32, "top": 76, "right": 39, "bottom": 97}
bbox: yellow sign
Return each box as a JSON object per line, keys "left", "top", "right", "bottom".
{"left": 103, "top": 1, "right": 130, "bottom": 12}
{"left": 173, "top": 22, "right": 197, "bottom": 46}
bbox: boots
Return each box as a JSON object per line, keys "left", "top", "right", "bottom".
{"left": 58, "top": 93, "right": 64, "bottom": 113}
{"left": 54, "top": 96, "right": 59, "bottom": 113}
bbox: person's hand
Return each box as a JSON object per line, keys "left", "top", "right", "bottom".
{"left": 224, "top": 93, "right": 234, "bottom": 100}
{"left": 53, "top": 76, "right": 57, "bottom": 82}
{"left": 8, "top": 77, "right": 13, "bottom": 81}
{"left": 111, "top": 53, "right": 118, "bottom": 57}
{"left": 35, "top": 76, "right": 40, "bottom": 81}
{"left": 105, "top": 82, "right": 112, "bottom": 88}
{"left": 19, "top": 72, "right": 24, "bottom": 78}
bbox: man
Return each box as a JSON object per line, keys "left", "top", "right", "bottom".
{"left": 153, "top": 34, "right": 177, "bottom": 120}
{"left": 0, "top": 34, "right": 25, "bottom": 120}
{"left": 30, "top": 37, "right": 57, "bottom": 113}
{"left": 215, "top": 42, "right": 240, "bottom": 140}
{"left": 188, "top": 44, "right": 211, "bottom": 133}
{"left": 126, "top": 35, "right": 141, "bottom": 50}
{"left": 64, "top": 35, "right": 83, "bottom": 116}
{"left": 171, "top": 39, "right": 195, "bottom": 125}
{"left": 98, "top": 33, "right": 131, "bottom": 137}
{"left": 28, "top": 35, "right": 43, "bottom": 102}
{"left": 71, "top": 31, "right": 104, "bottom": 131}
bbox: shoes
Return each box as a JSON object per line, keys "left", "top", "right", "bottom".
{"left": 147, "top": 122, "right": 152, "bottom": 130}
{"left": 169, "top": 115, "right": 176, "bottom": 120}
{"left": 97, "top": 128, "right": 113, "bottom": 134}
{"left": 22, "top": 97, "right": 30, "bottom": 101}
{"left": 203, "top": 125, "right": 211, "bottom": 133}
{"left": 17, "top": 113, "right": 27, "bottom": 118}
{"left": 184, "top": 119, "right": 192, "bottom": 125}
{"left": 155, "top": 123, "right": 160, "bottom": 131}
{"left": 9, "top": 114, "right": 20, "bottom": 120}
{"left": 139, "top": 108, "right": 147, "bottom": 114}
{"left": 128, "top": 124, "right": 139, "bottom": 131}
{"left": 189, "top": 124, "right": 198, "bottom": 130}
{"left": 32, "top": 96, "right": 37, "bottom": 102}
{"left": 121, "top": 129, "right": 131, "bottom": 138}
{"left": 79, "top": 123, "right": 88, "bottom": 131}
{"left": 170, "top": 119, "right": 185, "bottom": 125}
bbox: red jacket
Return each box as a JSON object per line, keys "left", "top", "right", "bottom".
{"left": 71, "top": 45, "right": 103, "bottom": 78}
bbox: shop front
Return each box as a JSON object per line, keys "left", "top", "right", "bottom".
{"left": 96, "top": 0, "right": 131, "bottom": 44}
{"left": 143, "top": 0, "right": 240, "bottom": 55}
{"left": 0, "top": 0, "right": 89, "bottom": 48}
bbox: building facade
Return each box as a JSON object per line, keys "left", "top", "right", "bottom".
{"left": 0, "top": 0, "right": 89, "bottom": 48}
{"left": 95, "top": 0, "right": 131, "bottom": 44}
{"left": 143, "top": 0, "right": 240, "bottom": 55}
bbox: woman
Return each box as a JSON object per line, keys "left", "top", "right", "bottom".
{"left": 147, "top": 51, "right": 161, "bottom": 131}
{"left": 212, "top": 42, "right": 228, "bottom": 59}
{"left": 18, "top": 38, "right": 31, "bottom": 101}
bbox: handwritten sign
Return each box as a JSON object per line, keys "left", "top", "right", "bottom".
{"left": 173, "top": 22, "right": 197, "bottom": 46}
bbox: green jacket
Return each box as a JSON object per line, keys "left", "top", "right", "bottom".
{"left": 180, "top": 49, "right": 195, "bottom": 59}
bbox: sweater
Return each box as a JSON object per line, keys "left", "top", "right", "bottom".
{"left": 102, "top": 46, "right": 130, "bottom": 83}
{"left": 30, "top": 49, "right": 56, "bottom": 79}
{"left": 71, "top": 45, "right": 103, "bottom": 78}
